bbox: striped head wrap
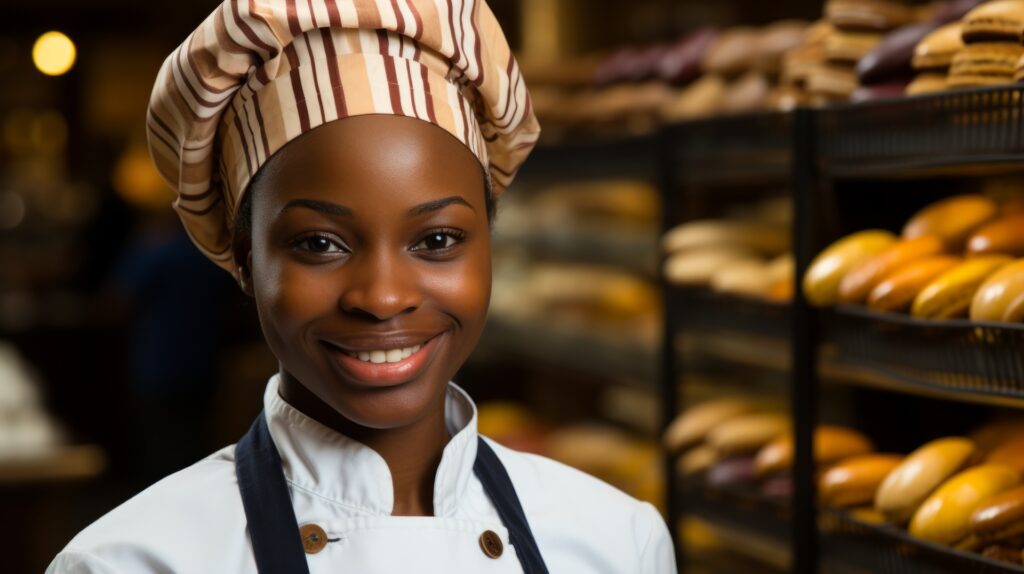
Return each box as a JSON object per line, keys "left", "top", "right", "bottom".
{"left": 146, "top": 0, "right": 540, "bottom": 277}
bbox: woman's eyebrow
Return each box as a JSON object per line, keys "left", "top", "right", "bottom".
{"left": 279, "top": 199, "right": 353, "bottom": 218}
{"left": 408, "top": 196, "right": 475, "bottom": 216}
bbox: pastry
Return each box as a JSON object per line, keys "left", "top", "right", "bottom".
{"left": 807, "top": 63, "right": 860, "bottom": 99}
{"left": 971, "top": 485, "right": 1024, "bottom": 544}
{"left": 902, "top": 194, "right": 999, "bottom": 250}
{"left": 663, "top": 247, "right": 755, "bottom": 286}
{"left": 960, "top": 0, "right": 1024, "bottom": 43}
{"left": 875, "top": 437, "right": 977, "bottom": 524}
{"left": 663, "top": 398, "right": 755, "bottom": 454}
{"left": 755, "top": 426, "right": 874, "bottom": 477}
{"left": 826, "top": 30, "right": 884, "bottom": 64}
{"left": 838, "top": 235, "right": 945, "bottom": 305}
{"left": 662, "top": 219, "right": 789, "bottom": 255}
{"left": 820, "top": 454, "right": 904, "bottom": 508}
{"left": 720, "top": 71, "right": 771, "bottom": 113}
{"left": 661, "top": 75, "right": 727, "bottom": 121}
{"left": 711, "top": 259, "right": 775, "bottom": 297}
{"left": 912, "top": 22, "right": 964, "bottom": 71}
{"left": 803, "top": 229, "right": 898, "bottom": 307}
{"left": 825, "top": 0, "right": 917, "bottom": 32}
{"left": 970, "top": 259, "right": 1024, "bottom": 322}
{"left": 677, "top": 444, "right": 720, "bottom": 477}
{"left": 911, "top": 256, "right": 1013, "bottom": 319}
{"left": 948, "top": 42, "right": 1023, "bottom": 88}
{"left": 967, "top": 214, "right": 1024, "bottom": 256}
{"left": 909, "top": 464, "right": 1020, "bottom": 547}
{"left": 702, "top": 27, "right": 759, "bottom": 78}
{"left": 754, "top": 20, "right": 810, "bottom": 76}
{"left": 867, "top": 255, "right": 961, "bottom": 312}
{"left": 906, "top": 72, "right": 948, "bottom": 94}
{"left": 706, "top": 413, "right": 789, "bottom": 456}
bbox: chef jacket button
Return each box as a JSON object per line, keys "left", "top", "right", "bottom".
{"left": 300, "top": 523, "right": 328, "bottom": 554}
{"left": 479, "top": 530, "right": 503, "bottom": 559}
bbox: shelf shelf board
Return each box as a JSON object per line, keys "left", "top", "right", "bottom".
{"left": 666, "top": 110, "right": 794, "bottom": 187}
{"left": 678, "top": 481, "right": 791, "bottom": 571}
{"left": 820, "top": 507, "right": 1024, "bottom": 574}
{"left": 818, "top": 86, "right": 1024, "bottom": 180}
{"left": 819, "top": 306, "right": 1024, "bottom": 407}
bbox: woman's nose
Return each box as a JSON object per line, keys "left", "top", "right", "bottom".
{"left": 338, "top": 251, "right": 422, "bottom": 320}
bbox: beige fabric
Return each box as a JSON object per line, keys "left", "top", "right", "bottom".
{"left": 146, "top": 0, "right": 540, "bottom": 276}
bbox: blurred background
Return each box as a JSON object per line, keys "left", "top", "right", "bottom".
{"left": 11, "top": 0, "right": 1002, "bottom": 572}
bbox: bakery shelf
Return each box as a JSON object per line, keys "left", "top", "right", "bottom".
{"left": 666, "top": 110, "right": 794, "bottom": 187}
{"left": 477, "top": 315, "right": 656, "bottom": 388}
{"left": 492, "top": 226, "right": 658, "bottom": 277}
{"left": 678, "top": 480, "right": 791, "bottom": 570}
{"left": 819, "top": 306, "right": 1024, "bottom": 406}
{"left": 522, "top": 133, "right": 660, "bottom": 183}
{"left": 819, "top": 507, "right": 1024, "bottom": 574}
{"left": 817, "top": 86, "right": 1024, "bottom": 179}
{"left": 673, "top": 287, "right": 791, "bottom": 339}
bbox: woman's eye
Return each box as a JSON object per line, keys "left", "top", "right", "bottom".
{"left": 413, "top": 231, "right": 463, "bottom": 252}
{"left": 295, "top": 234, "right": 345, "bottom": 254}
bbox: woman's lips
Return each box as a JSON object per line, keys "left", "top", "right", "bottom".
{"left": 321, "top": 334, "right": 443, "bottom": 387}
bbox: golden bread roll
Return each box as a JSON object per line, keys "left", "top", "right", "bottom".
{"left": 867, "top": 255, "right": 961, "bottom": 312}
{"left": 967, "top": 214, "right": 1024, "bottom": 257}
{"left": 911, "top": 256, "right": 1013, "bottom": 319}
{"left": 755, "top": 425, "right": 874, "bottom": 477}
{"left": 706, "top": 413, "right": 789, "bottom": 457}
{"left": 876, "top": 437, "right": 978, "bottom": 524}
{"left": 838, "top": 236, "right": 946, "bottom": 304}
{"left": 803, "top": 230, "right": 898, "bottom": 307}
{"left": 710, "top": 259, "right": 775, "bottom": 297}
{"left": 820, "top": 454, "right": 904, "bottom": 508}
{"left": 912, "top": 22, "right": 963, "bottom": 72}
{"left": 663, "top": 247, "right": 755, "bottom": 286}
{"left": 662, "top": 219, "right": 789, "bottom": 256}
{"left": 961, "top": 0, "right": 1024, "bottom": 43}
{"left": 766, "top": 253, "right": 795, "bottom": 284}
{"left": 909, "top": 465, "right": 1020, "bottom": 546}
{"left": 906, "top": 73, "right": 947, "bottom": 95}
{"left": 663, "top": 398, "right": 756, "bottom": 454}
{"left": 970, "top": 259, "right": 1024, "bottom": 322}
{"left": 972, "top": 418, "right": 1024, "bottom": 455}
{"left": 970, "top": 485, "right": 1024, "bottom": 543}
{"left": 902, "top": 195, "right": 999, "bottom": 251}
{"left": 677, "top": 444, "right": 719, "bottom": 478}
{"left": 986, "top": 436, "right": 1024, "bottom": 477}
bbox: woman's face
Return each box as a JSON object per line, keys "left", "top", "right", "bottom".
{"left": 238, "top": 115, "right": 491, "bottom": 430}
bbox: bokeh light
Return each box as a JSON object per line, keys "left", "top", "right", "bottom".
{"left": 32, "top": 32, "right": 76, "bottom": 76}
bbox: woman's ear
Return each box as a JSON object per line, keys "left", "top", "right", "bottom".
{"left": 232, "top": 233, "right": 255, "bottom": 297}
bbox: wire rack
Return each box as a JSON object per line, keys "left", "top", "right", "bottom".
{"left": 818, "top": 87, "right": 1024, "bottom": 178}
{"left": 820, "top": 507, "right": 1024, "bottom": 574}
{"left": 667, "top": 111, "right": 794, "bottom": 187}
{"left": 822, "top": 306, "right": 1024, "bottom": 401}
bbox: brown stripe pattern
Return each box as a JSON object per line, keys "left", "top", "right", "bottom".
{"left": 146, "top": 0, "right": 540, "bottom": 277}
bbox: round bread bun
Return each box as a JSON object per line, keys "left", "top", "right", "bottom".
{"left": 820, "top": 454, "right": 904, "bottom": 508}
{"left": 875, "top": 437, "right": 978, "bottom": 524}
{"left": 909, "top": 464, "right": 1020, "bottom": 547}
{"left": 663, "top": 398, "right": 756, "bottom": 454}
{"left": 903, "top": 195, "right": 999, "bottom": 251}
{"left": 803, "top": 229, "right": 898, "bottom": 307}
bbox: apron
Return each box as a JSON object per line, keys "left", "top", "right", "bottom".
{"left": 234, "top": 412, "right": 550, "bottom": 574}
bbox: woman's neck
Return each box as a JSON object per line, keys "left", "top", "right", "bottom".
{"left": 277, "top": 370, "right": 451, "bottom": 517}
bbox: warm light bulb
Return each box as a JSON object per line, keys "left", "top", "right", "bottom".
{"left": 32, "top": 31, "right": 76, "bottom": 76}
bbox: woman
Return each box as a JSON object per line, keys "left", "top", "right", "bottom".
{"left": 48, "top": 0, "right": 675, "bottom": 572}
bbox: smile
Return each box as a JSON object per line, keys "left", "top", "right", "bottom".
{"left": 321, "top": 334, "right": 443, "bottom": 387}
{"left": 344, "top": 345, "right": 422, "bottom": 364}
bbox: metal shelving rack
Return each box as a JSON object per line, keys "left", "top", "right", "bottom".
{"left": 663, "top": 86, "right": 1024, "bottom": 574}
{"left": 807, "top": 86, "right": 1024, "bottom": 574}
{"left": 661, "top": 109, "right": 801, "bottom": 572}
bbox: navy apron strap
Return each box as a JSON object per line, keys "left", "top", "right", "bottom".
{"left": 234, "top": 411, "right": 311, "bottom": 574}
{"left": 473, "top": 437, "right": 550, "bottom": 574}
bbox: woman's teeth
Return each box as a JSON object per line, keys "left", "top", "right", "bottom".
{"left": 346, "top": 345, "right": 421, "bottom": 364}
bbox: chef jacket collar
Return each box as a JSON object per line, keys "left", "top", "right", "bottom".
{"left": 262, "top": 373, "right": 478, "bottom": 517}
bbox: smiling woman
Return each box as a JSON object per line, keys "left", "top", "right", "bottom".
{"left": 46, "top": 0, "right": 675, "bottom": 573}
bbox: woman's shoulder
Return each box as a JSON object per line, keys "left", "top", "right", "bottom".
{"left": 482, "top": 437, "right": 676, "bottom": 572}
{"left": 48, "top": 446, "right": 247, "bottom": 573}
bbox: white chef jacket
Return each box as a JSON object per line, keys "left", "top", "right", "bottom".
{"left": 48, "top": 374, "right": 676, "bottom": 573}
